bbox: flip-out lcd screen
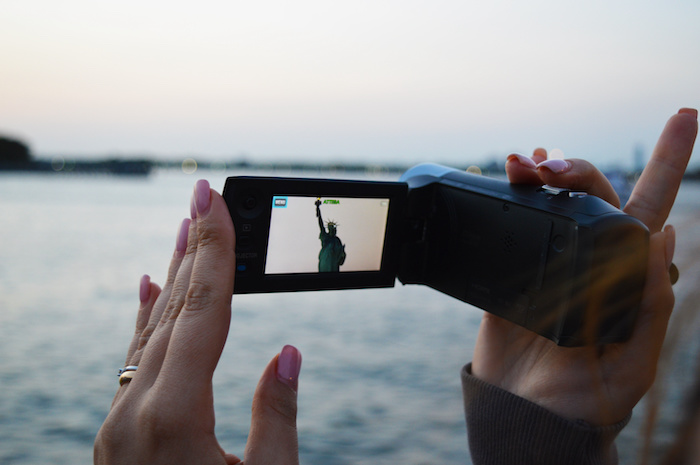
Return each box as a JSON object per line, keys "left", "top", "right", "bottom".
{"left": 223, "top": 176, "right": 406, "bottom": 294}
{"left": 265, "top": 196, "right": 391, "bottom": 274}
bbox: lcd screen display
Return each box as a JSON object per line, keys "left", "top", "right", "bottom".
{"left": 264, "top": 196, "right": 391, "bottom": 274}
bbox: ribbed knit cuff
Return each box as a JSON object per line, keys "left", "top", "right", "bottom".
{"left": 462, "top": 364, "right": 630, "bottom": 465}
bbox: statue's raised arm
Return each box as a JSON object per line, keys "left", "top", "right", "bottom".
{"left": 315, "top": 198, "right": 325, "bottom": 234}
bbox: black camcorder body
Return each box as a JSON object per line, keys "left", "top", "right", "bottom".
{"left": 223, "top": 163, "right": 648, "bottom": 346}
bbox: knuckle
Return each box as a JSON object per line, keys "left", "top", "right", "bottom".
{"left": 184, "top": 280, "right": 216, "bottom": 312}
{"left": 252, "top": 389, "right": 298, "bottom": 428}
{"left": 196, "top": 220, "right": 231, "bottom": 251}
{"left": 163, "top": 292, "right": 185, "bottom": 321}
{"left": 136, "top": 324, "right": 155, "bottom": 350}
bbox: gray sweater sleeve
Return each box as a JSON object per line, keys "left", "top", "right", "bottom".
{"left": 462, "top": 364, "right": 630, "bottom": 465}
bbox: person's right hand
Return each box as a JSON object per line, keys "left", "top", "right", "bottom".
{"left": 472, "top": 108, "right": 698, "bottom": 426}
{"left": 94, "top": 180, "right": 302, "bottom": 465}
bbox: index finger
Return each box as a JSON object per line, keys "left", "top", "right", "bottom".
{"left": 624, "top": 109, "right": 698, "bottom": 232}
{"left": 159, "top": 181, "right": 237, "bottom": 392}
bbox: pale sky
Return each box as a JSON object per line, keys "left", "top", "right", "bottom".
{"left": 2, "top": 0, "right": 699, "bottom": 169}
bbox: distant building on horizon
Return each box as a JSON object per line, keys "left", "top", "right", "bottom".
{"left": 633, "top": 144, "right": 646, "bottom": 172}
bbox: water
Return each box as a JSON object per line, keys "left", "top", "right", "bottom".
{"left": 0, "top": 171, "right": 699, "bottom": 464}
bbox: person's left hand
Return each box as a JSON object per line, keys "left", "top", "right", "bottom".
{"left": 94, "top": 180, "right": 302, "bottom": 465}
{"left": 472, "top": 108, "right": 697, "bottom": 426}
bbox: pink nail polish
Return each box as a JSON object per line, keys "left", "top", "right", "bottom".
{"left": 194, "top": 180, "right": 211, "bottom": 218}
{"left": 190, "top": 192, "right": 197, "bottom": 219}
{"left": 139, "top": 274, "right": 151, "bottom": 304}
{"left": 277, "top": 345, "right": 302, "bottom": 391}
{"left": 176, "top": 218, "right": 191, "bottom": 253}
{"left": 537, "top": 159, "right": 571, "bottom": 174}
{"left": 679, "top": 108, "right": 698, "bottom": 119}
{"left": 506, "top": 153, "right": 537, "bottom": 169}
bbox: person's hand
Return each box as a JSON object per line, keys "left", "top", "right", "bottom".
{"left": 94, "top": 180, "right": 302, "bottom": 465}
{"left": 472, "top": 108, "right": 698, "bottom": 426}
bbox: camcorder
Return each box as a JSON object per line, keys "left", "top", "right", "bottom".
{"left": 222, "top": 163, "right": 648, "bottom": 347}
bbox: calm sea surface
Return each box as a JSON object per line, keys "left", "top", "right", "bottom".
{"left": 1, "top": 170, "right": 699, "bottom": 464}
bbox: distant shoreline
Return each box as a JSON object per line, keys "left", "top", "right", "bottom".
{"left": 0, "top": 158, "right": 153, "bottom": 176}
{"left": 3, "top": 157, "right": 700, "bottom": 181}
{"left": 0, "top": 158, "right": 456, "bottom": 177}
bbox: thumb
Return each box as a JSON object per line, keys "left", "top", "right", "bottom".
{"left": 244, "top": 345, "right": 302, "bottom": 465}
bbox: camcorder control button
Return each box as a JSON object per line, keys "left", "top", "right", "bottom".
{"left": 538, "top": 185, "right": 570, "bottom": 197}
{"left": 552, "top": 234, "right": 567, "bottom": 252}
{"left": 236, "top": 263, "right": 248, "bottom": 273}
{"left": 244, "top": 196, "right": 257, "bottom": 209}
{"left": 234, "top": 188, "right": 266, "bottom": 219}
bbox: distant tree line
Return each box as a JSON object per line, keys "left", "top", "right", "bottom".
{"left": 0, "top": 135, "right": 32, "bottom": 165}
{"left": 0, "top": 135, "right": 154, "bottom": 175}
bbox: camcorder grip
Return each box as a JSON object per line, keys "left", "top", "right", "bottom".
{"left": 397, "top": 164, "right": 649, "bottom": 346}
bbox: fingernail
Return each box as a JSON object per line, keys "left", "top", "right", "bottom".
{"left": 277, "top": 345, "right": 302, "bottom": 391}
{"left": 664, "top": 224, "right": 676, "bottom": 270}
{"left": 176, "top": 218, "right": 191, "bottom": 253}
{"left": 506, "top": 153, "right": 537, "bottom": 169}
{"left": 679, "top": 108, "right": 698, "bottom": 119}
{"left": 532, "top": 147, "right": 548, "bottom": 159}
{"left": 192, "top": 180, "right": 211, "bottom": 218}
{"left": 139, "top": 274, "right": 151, "bottom": 304}
{"left": 537, "top": 159, "right": 571, "bottom": 174}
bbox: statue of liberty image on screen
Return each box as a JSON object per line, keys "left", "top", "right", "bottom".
{"left": 315, "top": 198, "right": 346, "bottom": 272}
